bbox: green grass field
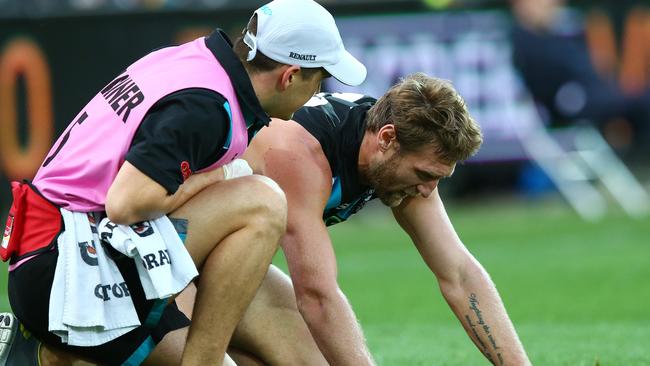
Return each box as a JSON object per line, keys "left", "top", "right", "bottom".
{"left": 1, "top": 196, "right": 648, "bottom": 365}
{"left": 274, "top": 197, "right": 650, "bottom": 365}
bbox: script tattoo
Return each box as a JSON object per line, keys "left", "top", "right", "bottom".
{"left": 466, "top": 293, "right": 504, "bottom": 365}
{"left": 465, "top": 315, "right": 489, "bottom": 353}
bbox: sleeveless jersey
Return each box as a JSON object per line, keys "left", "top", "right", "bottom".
{"left": 33, "top": 35, "right": 249, "bottom": 212}
{"left": 292, "top": 93, "right": 378, "bottom": 226}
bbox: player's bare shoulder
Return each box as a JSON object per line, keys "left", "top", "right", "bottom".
{"left": 258, "top": 118, "right": 323, "bottom": 156}
{"left": 245, "top": 118, "right": 329, "bottom": 178}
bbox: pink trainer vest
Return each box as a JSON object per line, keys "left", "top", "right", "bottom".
{"left": 33, "top": 37, "right": 249, "bottom": 211}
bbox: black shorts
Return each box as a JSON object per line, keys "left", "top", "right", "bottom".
{"left": 8, "top": 220, "right": 192, "bottom": 366}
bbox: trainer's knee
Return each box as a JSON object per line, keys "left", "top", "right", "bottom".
{"left": 245, "top": 175, "right": 287, "bottom": 237}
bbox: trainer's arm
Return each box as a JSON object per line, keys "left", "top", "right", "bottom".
{"left": 245, "top": 120, "right": 376, "bottom": 366}
{"left": 105, "top": 90, "right": 233, "bottom": 225}
{"left": 392, "top": 189, "right": 530, "bottom": 365}
{"left": 106, "top": 161, "right": 225, "bottom": 225}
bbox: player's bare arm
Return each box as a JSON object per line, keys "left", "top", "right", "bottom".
{"left": 105, "top": 161, "right": 225, "bottom": 225}
{"left": 244, "top": 119, "right": 376, "bottom": 366}
{"left": 392, "top": 189, "right": 531, "bottom": 365}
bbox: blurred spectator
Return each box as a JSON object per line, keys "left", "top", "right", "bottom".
{"left": 509, "top": 0, "right": 650, "bottom": 160}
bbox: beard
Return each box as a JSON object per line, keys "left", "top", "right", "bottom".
{"left": 378, "top": 191, "right": 408, "bottom": 207}
{"left": 366, "top": 154, "right": 412, "bottom": 207}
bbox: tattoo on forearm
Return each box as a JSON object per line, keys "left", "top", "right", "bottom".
{"left": 465, "top": 315, "right": 488, "bottom": 351}
{"left": 469, "top": 293, "right": 484, "bottom": 325}
{"left": 466, "top": 293, "right": 504, "bottom": 365}
{"left": 497, "top": 352, "right": 504, "bottom": 365}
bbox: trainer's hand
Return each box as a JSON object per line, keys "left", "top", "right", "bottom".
{"left": 222, "top": 159, "right": 253, "bottom": 180}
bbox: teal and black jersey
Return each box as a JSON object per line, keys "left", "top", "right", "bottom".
{"left": 292, "top": 92, "right": 378, "bottom": 226}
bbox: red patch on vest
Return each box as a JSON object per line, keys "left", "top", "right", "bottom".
{"left": 180, "top": 161, "right": 192, "bottom": 181}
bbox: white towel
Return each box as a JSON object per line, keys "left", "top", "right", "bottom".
{"left": 49, "top": 210, "right": 141, "bottom": 346}
{"left": 97, "top": 216, "right": 197, "bottom": 300}
{"left": 48, "top": 211, "right": 198, "bottom": 347}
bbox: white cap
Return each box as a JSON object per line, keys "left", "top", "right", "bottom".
{"left": 243, "top": 0, "right": 367, "bottom": 86}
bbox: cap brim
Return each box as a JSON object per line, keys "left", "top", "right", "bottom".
{"left": 324, "top": 50, "right": 367, "bottom": 86}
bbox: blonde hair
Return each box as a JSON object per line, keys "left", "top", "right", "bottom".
{"left": 366, "top": 73, "right": 483, "bottom": 163}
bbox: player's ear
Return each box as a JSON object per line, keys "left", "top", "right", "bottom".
{"left": 278, "top": 65, "right": 301, "bottom": 91}
{"left": 377, "top": 124, "right": 397, "bottom": 151}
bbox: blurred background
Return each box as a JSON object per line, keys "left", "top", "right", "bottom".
{"left": 1, "top": 0, "right": 649, "bottom": 364}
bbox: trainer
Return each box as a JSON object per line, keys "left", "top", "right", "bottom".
{"left": 0, "top": 0, "right": 366, "bottom": 365}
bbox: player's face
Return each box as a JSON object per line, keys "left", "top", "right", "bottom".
{"left": 367, "top": 147, "right": 455, "bottom": 207}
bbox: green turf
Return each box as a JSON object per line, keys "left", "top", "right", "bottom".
{"left": 274, "top": 197, "right": 650, "bottom": 365}
{"left": 1, "top": 196, "right": 648, "bottom": 365}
